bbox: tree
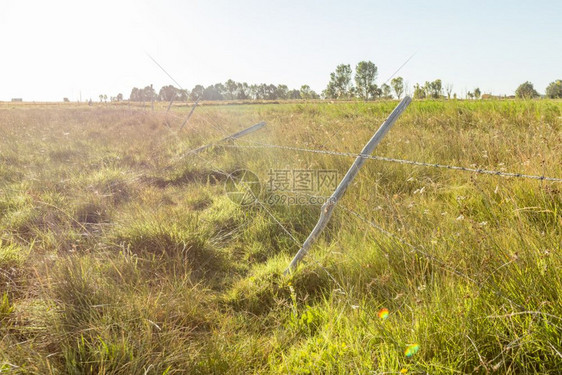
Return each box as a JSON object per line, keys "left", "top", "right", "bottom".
{"left": 381, "top": 84, "right": 392, "bottom": 99}
{"left": 473, "top": 88, "right": 481, "bottom": 99}
{"left": 224, "top": 79, "right": 238, "bottom": 100}
{"left": 142, "top": 85, "right": 156, "bottom": 102}
{"left": 300, "top": 85, "right": 312, "bottom": 100}
{"left": 545, "top": 80, "right": 562, "bottom": 98}
{"left": 288, "top": 89, "right": 301, "bottom": 99}
{"left": 445, "top": 83, "right": 453, "bottom": 99}
{"left": 178, "top": 89, "right": 189, "bottom": 101}
{"left": 256, "top": 84, "right": 266, "bottom": 100}
{"left": 413, "top": 84, "right": 426, "bottom": 99}
{"left": 159, "top": 85, "right": 180, "bottom": 102}
{"left": 515, "top": 81, "right": 539, "bottom": 99}
{"left": 190, "top": 85, "right": 205, "bottom": 101}
{"left": 265, "top": 84, "right": 278, "bottom": 100}
{"left": 129, "top": 88, "right": 139, "bottom": 101}
{"left": 249, "top": 84, "right": 259, "bottom": 100}
{"left": 323, "top": 84, "right": 334, "bottom": 99}
{"left": 236, "top": 82, "right": 250, "bottom": 100}
{"left": 424, "top": 79, "right": 442, "bottom": 99}
{"left": 116, "top": 93, "right": 123, "bottom": 101}
{"left": 390, "top": 77, "right": 404, "bottom": 99}
{"left": 99, "top": 94, "right": 103, "bottom": 103}
{"left": 129, "top": 86, "right": 155, "bottom": 102}
{"left": 276, "top": 84, "right": 289, "bottom": 100}
{"left": 325, "top": 64, "right": 353, "bottom": 99}
{"left": 214, "top": 83, "right": 226, "bottom": 98}
{"left": 253, "top": 84, "right": 277, "bottom": 100}
{"left": 467, "top": 91, "right": 474, "bottom": 99}
{"left": 202, "top": 84, "right": 224, "bottom": 100}
{"left": 354, "top": 61, "right": 378, "bottom": 100}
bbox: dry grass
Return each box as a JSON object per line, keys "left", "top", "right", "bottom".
{"left": 0, "top": 99, "right": 561, "bottom": 374}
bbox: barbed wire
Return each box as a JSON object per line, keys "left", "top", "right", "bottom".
{"left": 269, "top": 189, "right": 477, "bottom": 282}
{"left": 338, "top": 205, "right": 478, "bottom": 283}
{"left": 226, "top": 141, "right": 562, "bottom": 183}
{"left": 266, "top": 190, "right": 562, "bottom": 330}
{"left": 169, "top": 111, "right": 562, "bottom": 332}
{"left": 335, "top": 205, "right": 562, "bottom": 325}
{"left": 170, "top": 110, "right": 304, "bottom": 251}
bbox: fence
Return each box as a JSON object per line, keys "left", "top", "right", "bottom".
{"left": 159, "top": 96, "right": 562, "bottom": 335}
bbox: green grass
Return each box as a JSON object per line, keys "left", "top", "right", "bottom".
{"left": 0, "top": 99, "right": 561, "bottom": 373}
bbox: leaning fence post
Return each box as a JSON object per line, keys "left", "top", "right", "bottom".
{"left": 284, "top": 96, "right": 412, "bottom": 274}
{"left": 166, "top": 97, "right": 175, "bottom": 114}
{"left": 179, "top": 98, "right": 201, "bottom": 131}
{"left": 181, "top": 121, "right": 266, "bottom": 157}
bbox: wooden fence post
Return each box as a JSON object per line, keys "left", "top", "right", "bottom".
{"left": 182, "top": 121, "right": 266, "bottom": 157}
{"left": 285, "top": 96, "right": 412, "bottom": 274}
{"left": 179, "top": 99, "right": 201, "bottom": 131}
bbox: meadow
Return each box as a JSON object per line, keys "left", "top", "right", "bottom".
{"left": 0, "top": 99, "right": 561, "bottom": 374}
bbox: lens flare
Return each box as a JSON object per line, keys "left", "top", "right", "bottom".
{"left": 378, "top": 308, "right": 389, "bottom": 320}
{"left": 404, "top": 343, "right": 420, "bottom": 357}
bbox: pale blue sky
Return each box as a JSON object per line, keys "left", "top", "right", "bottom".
{"left": 0, "top": 0, "right": 560, "bottom": 101}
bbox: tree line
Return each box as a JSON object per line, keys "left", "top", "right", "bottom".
{"left": 127, "top": 81, "right": 320, "bottom": 102}
{"left": 413, "top": 80, "right": 561, "bottom": 100}
{"left": 122, "top": 63, "right": 561, "bottom": 102}
{"left": 515, "top": 80, "right": 562, "bottom": 99}
{"left": 321, "top": 62, "right": 561, "bottom": 100}
{"left": 322, "top": 61, "right": 404, "bottom": 100}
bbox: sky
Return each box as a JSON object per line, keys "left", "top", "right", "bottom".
{"left": 0, "top": 0, "right": 560, "bottom": 101}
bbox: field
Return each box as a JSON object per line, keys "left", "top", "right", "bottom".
{"left": 0, "top": 99, "right": 561, "bottom": 374}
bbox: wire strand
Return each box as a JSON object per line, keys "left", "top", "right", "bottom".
{"left": 226, "top": 141, "right": 562, "bottom": 182}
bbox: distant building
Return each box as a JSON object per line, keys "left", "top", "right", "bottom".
{"left": 481, "top": 94, "right": 493, "bottom": 100}
{"left": 11, "top": 98, "right": 22, "bottom": 102}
